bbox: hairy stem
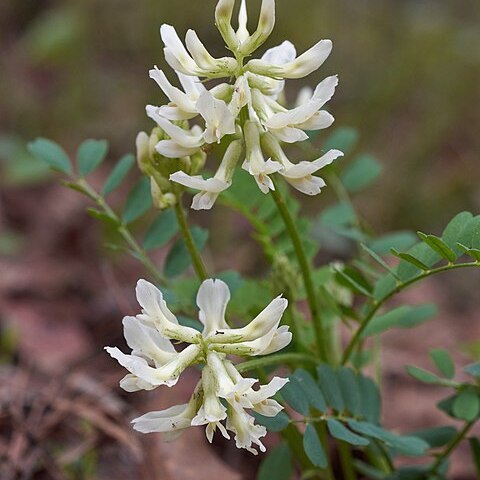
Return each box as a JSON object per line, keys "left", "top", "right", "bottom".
{"left": 270, "top": 182, "right": 329, "bottom": 361}
{"left": 342, "top": 262, "right": 479, "bottom": 365}
{"left": 174, "top": 194, "right": 209, "bottom": 281}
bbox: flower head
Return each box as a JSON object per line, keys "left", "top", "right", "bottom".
{"left": 141, "top": 0, "right": 343, "bottom": 209}
{"left": 106, "top": 278, "right": 291, "bottom": 453}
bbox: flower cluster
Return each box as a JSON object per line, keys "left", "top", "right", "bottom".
{"left": 140, "top": 0, "right": 343, "bottom": 210}
{"left": 106, "top": 279, "right": 292, "bottom": 454}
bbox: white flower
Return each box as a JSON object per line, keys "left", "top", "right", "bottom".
{"left": 261, "top": 132, "right": 344, "bottom": 195}
{"left": 143, "top": 0, "right": 343, "bottom": 205}
{"left": 106, "top": 278, "right": 291, "bottom": 453}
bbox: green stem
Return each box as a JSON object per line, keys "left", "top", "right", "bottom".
{"left": 338, "top": 441, "right": 357, "bottom": 480}
{"left": 174, "top": 194, "right": 209, "bottom": 281}
{"left": 270, "top": 182, "right": 329, "bottom": 361}
{"left": 236, "top": 352, "right": 317, "bottom": 373}
{"left": 430, "top": 421, "right": 476, "bottom": 475}
{"left": 342, "top": 262, "right": 479, "bottom": 365}
{"left": 318, "top": 423, "right": 335, "bottom": 480}
{"left": 77, "top": 179, "right": 166, "bottom": 285}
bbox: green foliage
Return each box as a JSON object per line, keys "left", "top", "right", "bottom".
{"left": 429, "top": 349, "right": 455, "bottom": 379}
{"left": 327, "top": 419, "right": 369, "bottom": 446}
{"left": 143, "top": 210, "right": 179, "bottom": 250}
{"left": 77, "top": 139, "right": 109, "bottom": 176}
{"left": 341, "top": 154, "right": 383, "bottom": 193}
{"left": 122, "top": 177, "right": 153, "bottom": 224}
{"left": 28, "top": 138, "right": 71, "bottom": 174}
{"left": 253, "top": 412, "right": 290, "bottom": 433}
{"left": 303, "top": 424, "right": 327, "bottom": 468}
{"left": 102, "top": 154, "right": 135, "bottom": 196}
{"left": 257, "top": 442, "right": 292, "bottom": 480}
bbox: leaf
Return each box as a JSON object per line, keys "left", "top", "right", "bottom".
{"left": 360, "top": 243, "right": 400, "bottom": 279}
{"left": 122, "top": 177, "right": 152, "bottom": 224}
{"left": 280, "top": 376, "right": 310, "bottom": 415}
{"left": 395, "top": 243, "right": 441, "bottom": 281}
{"left": 464, "top": 362, "right": 480, "bottom": 378}
{"left": 417, "top": 232, "right": 456, "bottom": 263}
{"left": 292, "top": 369, "right": 327, "bottom": 413}
{"left": 391, "top": 249, "right": 430, "bottom": 271}
{"left": 442, "top": 211, "right": 474, "bottom": 254}
{"left": 429, "top": 349, "right": 455, "bottom": 379}
{"left": 456, "top": 243, "right": 480, "bottom": 262}
{"left": 347, "top": 420, "right": 428, "bottom": 457}
{"left": 317, "top": 364, "right": 344, "bottom": 412}
{"left": 102, "top": 153, "right": 135, "bottom": 196}
{"left": 319, "top": 202, "right": 356, "bottom": 228}
{"left": 143, "top": 210, "right": 179, "bottom": 250}
{"left": 452, "top": 389, "right": 480, "bottom": 421}
{"left": 363, "top": 304, "right": 437, "bottom": 337}
{"left": 369, "top": 231, "right": 417, "bottom": 255}
{"left": 323, "top": 127, "right": 359, "bottom": 154}
{"left": 335, "top": 268, "right": 373, "bottom": 298}
{"left": 341, "top": 154, "right": 382, "bottom": 193}
{"left": 303, "top": 424, "right": 328, "bottom": 468}
{"left": 257, "top": 442, "right": 292, "bottom": 480}
{"left": 357, "top": 375, "right": 381, "bottom": 424}
{"left": 253, "top": 412, "right": 290, "bottom": 433}
{"left": 77, "top": 139, "right": 109, "bottom": 176}
{"left": 327, "top": 419, "right": 369, "bottom": 446}
{"left": 164, "top": 227, "right": 209, "bottom": 278}
{"left": 86, "top": 208, "right": 119, "bottom": 228}
{"left": 338, "top": 368, "right": 361, "bottom": 416}
{"left": 409, "top": 426, "right": 456, "bottom": 448}
{"left": 27, "top": 138, "right": 71, "bottom": 174}
{"left": 406, "top": 366, "right": 442, "bottom": 385}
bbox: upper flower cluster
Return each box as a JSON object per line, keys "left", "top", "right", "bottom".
{"left": 106, "top": 278, "right": 291, "bottom": 454}
{"left": 141, "top": 0, "right": 343, "bottom": 210}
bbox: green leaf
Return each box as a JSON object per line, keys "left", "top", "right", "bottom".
{"left": 357, "top": 375, "right": 381, "bottom": 424}
{"left": 317, "top": 364, "right": 344, "bottom": 411}
{"left": 369, "top": 231, "right": 417, "bottom": 255}
{"left": 164, "top": 227, "right": 209, "bottom": 278}
{"left": 338, "top": 368, "right": 361, "bottom": 416}
{"left": 327, "top": 419, "right": 369, "bottom": 446}
{"left": 406, "top": 366, "right": 442, "bottom": 385}
{"left": 456, "top": 243, "right": 480, "bottom": 262}
{"left": 323, "top": 127, "right": 359, "bottom": 154}
{"left": 341, "top": 154, "right": 382, "bottom": 193}
{"left": 360, "top": 243, "right": 400, "bottom": 279}
{"left": 292, "top": 369, "right": 327, "bottom": 413}
{"left": 253, "top": 412, "right": 290, "bottom": 433}
{"left": 442, "top": 211, "right": 474, "bottom": 254}
{"left": 319, "top": 202, "right": 356, "bottom": 228}
{"left": 391, "top": 249, "right": 430, "bottom": 271}
{"left": 409, "top": 426, "right": 456, "bottom": 448}
{"left": 464, "top": 362, "right": 480, "bottom": 378}
{"left": 27, "top": 138, "right": 71, "bottom": 174}
{"left": 257, "top": 442, "right": 292, "bottom": 480}
{"left": 348, "top": 420, "right": 428, "bottom": 457}
{"left": 363, "top": 304, "right": 437, "bottom": 337}
{"left": 77, "top": 139, "right": 108, "bottom": 177}
{"left": 429, "top": 349, "right": 455, "bottom": 379}
{"left": 102, "top": 154, "right": 135, "bottom": 196}
{"left": 143, "top": 210, "right": 178, "bottom": 251}
{"left": 86, "top": 208, "right": 119, "bottom": 228}
{"left": 122, "top": 177, "right": 152, "bottom": 224}
{"left": 395, "top": 243, "right": 441, "bottom": 281}
{"left": 303, "top": 424, "right": 328, "bottom": 468}
{"left": 417, "top": 232, "right": 456, "bottom": 263}
{"left": 335, "top": 268, "right": 373, "bottom": 298}
{"left": 453, "top": 389, "right": 480, "bottom": 421}
{"left": 281, "top": 376, "right": 310, "bottom": 415}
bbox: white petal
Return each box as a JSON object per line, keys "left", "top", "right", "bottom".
{"left": 237, "top": 0, "right": 249, "bottom": 43}
{"left": 197, "top": 279, "right": 231, "bottom": 335}
{"left": 284, "top": 175, "right": 327, "bottom": 196}
{"left": 196, "top": 91, "right": 236, "bottom": 144}
{"left": 132, "top": 404, "right": 192, "bottom": 434}
{"left": 261, "top": 41, "right": 297, "bottom": 65}
{"left": 280, "top": 39, "right": 333, "bottom": 79}
{"left": 176, "top": 71, "right": 206, "bottom": 98}
{"left": 191, "top": 191, "right": 220, "bottom": 210}
{"left": 155, "top": 140, "right": 199, "bottom": 158}
{"left": 259, "top": 325, "right": 293, "bottom": 355}
{"left": 270, "top": 127, "right": 309, "bottom": 143}
{"left": 296, "top": 110, "right": 334, "bottom": 131}
{"left": 158, "top": 105, "right": 197, "bottom": 121}
{"left": 147, "top": 112, "right": 204, "bottom": 149}
{"left": 160, "top": 24, "right": 200, "bottom": 75}
{"left": 170, "top": 171, "right": 229, "bottom": 193}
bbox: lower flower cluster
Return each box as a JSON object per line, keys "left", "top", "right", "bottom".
{"left": 106, "top": 278, "right": 291, "bottom": 454}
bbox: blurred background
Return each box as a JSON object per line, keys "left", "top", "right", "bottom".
{"left": 1, "top": 0, "right": 479, "bottom": 478}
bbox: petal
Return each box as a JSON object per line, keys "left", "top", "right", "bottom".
{"left": 280, "top": 39, "right": 333, "bottom": 79}
{"left": 147, "top": 112, "right": 204, "bottom": 148}
{"left": 158, "top": 105, "right": 197, "bottom": 121}
{"left": 196, "top": 91, "right": 236, "bottom": 143}
{"left": 160, "top": 24, "right": 200, "bottom": 75}
{"left": 270, "top": 127, "right": 309, "bottom": 143}
{"left": 236, "top": 0, "right": 249, "bottom": 43}
{"left": 196, "top": 279, "right": 231, "bottom": 335}
{"left": 170, "top": 171, "right": 229, "bottom": 193}
{"left": 132, "top": 404, "right": 192, "bottom": 433}
{"left": 284, "top": 175, "right": 327, "bottom": 196}
{"left": 296, "top": 110, "right": 334, "bottom": 131}
{"left": 191, "top": 191, "right": 220, "bottom": 210}
{"left": 176, "top": 71, "right": 206, "bottom": 98}
{"left": 261, "top": 40, "right": 297, "bottom": 65}
{"left": 155, "top": 140, "right": 199, "bottom": 158}
{"left": 258, "top": 325, "right": 292, "bottom": 355}
{"left": 123, "top": 316, "right": 176, "bottom": 365}
{"left": 149, "top": 68, "right": 197, "bottom": 113}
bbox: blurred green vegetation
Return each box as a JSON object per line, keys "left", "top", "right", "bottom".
{"left": 1, "top": 0, "right": 479, "bottom": 233}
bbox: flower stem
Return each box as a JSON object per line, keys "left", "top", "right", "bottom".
{"left": 270, "top": 182, "right": 329, "bottom": 361}
{"left": 338, "top": 441, "right": 357, "bottom": 480}
{"left": 174, "top": 194, "right": 209, "bottom": 281}
{"left": 429, "top": 420, "right": 476, "bottom": 475}
{"left": 236, "top": 352, "right": 317, "bottom": 373}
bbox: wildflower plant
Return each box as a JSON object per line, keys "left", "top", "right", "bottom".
{"left": 28, "top": 0, "right": 480, "bottom": 478}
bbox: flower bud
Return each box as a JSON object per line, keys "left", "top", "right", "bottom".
{"left": 215, "top": 0, "right": 239, "bottom": 52}
{"left": 240, "top": 0, "right": 275, "bottom": 56}
{"left": 151, "top": 177, "right": 177, "bottom": 210}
